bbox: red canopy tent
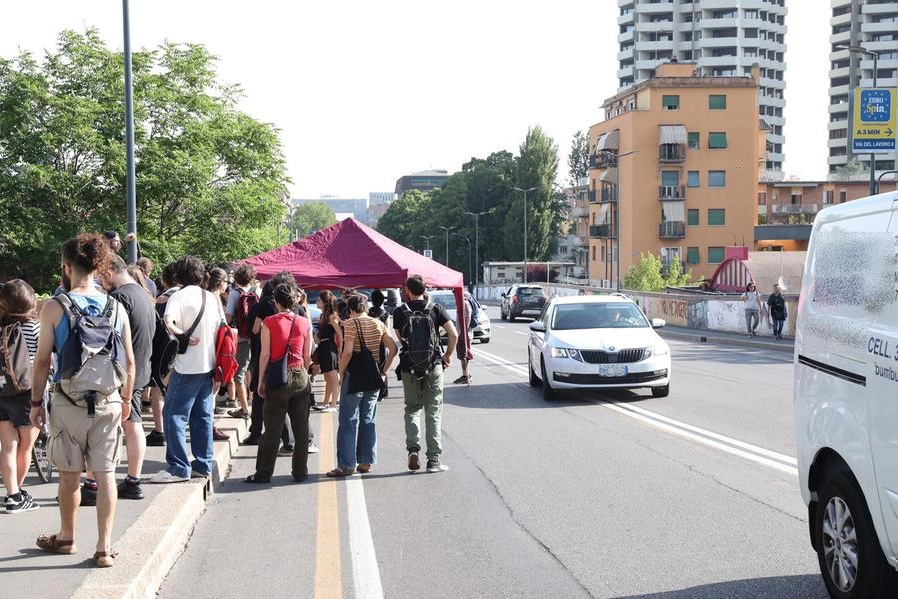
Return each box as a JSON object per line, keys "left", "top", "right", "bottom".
{"left": 239, "top": 217, "right": 471, "bottom": 358}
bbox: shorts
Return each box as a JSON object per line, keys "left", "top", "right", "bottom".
{"left": 317, "top": 338, "right": 339, "bottom": 373}
{"left": 456, "top": 331, "right": 474, "bottom": 361}
{"left": 0, "top": 392, "right": 32, "bottom": 428}
{"left": 234, "top": 340, "right": 252, "bottom": 384}
{"left": 48, "top": 391, "right": 123, "bottom": 473}
{"left": 127, "top": 386, "right": 146, "bottom": 423}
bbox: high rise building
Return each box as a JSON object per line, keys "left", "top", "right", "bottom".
{"left": 828, "top": 0, "right": 898, "bottom": 177}
{"left": 616, "top": 0, "right": 787, "bottom": 175}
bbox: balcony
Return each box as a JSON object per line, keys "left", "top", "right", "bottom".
{"left": 590, "top": 224, "right": 616, "bottom": 239}
{"left": 601, "top": 186, "right": 618, "bottom": 203}
{"left": 658, "top": 221, "right": 686, "bottom": 239}
{"left": 588, "top": 190, "right": 597, "bottom": 203}
{"left": 771, "top": 203, "right": 819, "bottom": 215}
{"left": 659, "top": 144, "right": 686, "bottom": 162}
{"left": 573, "top": 206, "right": 588, "bottom": 219}
{"left": 590, "top": 152, "right": 618, "bottom": 169}
{"left": 659, "top": 185, "right": 685, "bottom": 201}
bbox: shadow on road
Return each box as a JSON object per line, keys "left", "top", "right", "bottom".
{"left": 612, "top": 574, "right": 827, "bottom": 598}
{"left": 670, "top": 342, "right": 792, "bottom": 366}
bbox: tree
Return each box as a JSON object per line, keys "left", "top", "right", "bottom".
{"left": 291, "top": 202, "right": 336, "bottom": 239}
{"left": 664, "top": 256, "right": 691, "bottom": 288}
{"left": 567, "top": 130, "right": 589, "bottom": 186}
{"left": 0, "top": 29, "right": 288, "bottom": 291}
{"left": 623, "top": 253, "right": 666, "bottom": 291}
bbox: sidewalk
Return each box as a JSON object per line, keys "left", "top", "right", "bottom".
{"left": 659, "top": 324, "right": 794, "bottom": 354}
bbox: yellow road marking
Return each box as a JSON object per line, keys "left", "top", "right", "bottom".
{"left": 315, "top": 412, "right": 342, "bottom": 599}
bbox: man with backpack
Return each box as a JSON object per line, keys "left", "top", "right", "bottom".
{"left": 150, "top": 256, "right": 226, "bottom": 484}
{"left": 99, "top": 256, "right": 156, "bottom": 500}
{"left": 224, "top": 264, "right": 258, "bottom": 420}
{"left": 392, "top": 275, "right": 458, "bottom": 473}
{"left": 30, "top": 233, "right": 136, "bottom": 568}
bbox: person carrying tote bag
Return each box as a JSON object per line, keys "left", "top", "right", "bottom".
{"left": 245, "top": 283, "right": 312, "bottom": 484}
{"left": 327, "top": 294, "right": 398, "bottom": 477}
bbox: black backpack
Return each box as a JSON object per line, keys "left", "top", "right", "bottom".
{"left": 0, "top": 320, "right": 32, "bottom": 397}
{"left": 150, "top": 311, "right": 178, "bottom": 390}
{"left": 397, "top": 301, "right": 441, "bottom": 376}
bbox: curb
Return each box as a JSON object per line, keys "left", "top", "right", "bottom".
{"left": 659, "top": 329, "right": 794, "bottom": 353}
{"left": 70, "top": 415, "right": 249, "bottom": 599}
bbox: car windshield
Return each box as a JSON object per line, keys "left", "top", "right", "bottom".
{"left": 429, "top": 293, "right": 456, "bottom": 312}
{"left": 550, "top": 302, "right": 649, "bottom": 330}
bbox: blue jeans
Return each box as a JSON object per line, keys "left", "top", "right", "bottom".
{"left": 772, "top": 318, "right": 785, "bottom": 337}
{"left": 163, "top": 371, "right": 214, "bottom": 478}
{"left": 336, "top": 375, "right": 379, "bottom": 469}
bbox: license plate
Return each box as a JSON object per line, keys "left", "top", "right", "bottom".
{"left": 598, "top": 364, "right": 627, "bottom": 377}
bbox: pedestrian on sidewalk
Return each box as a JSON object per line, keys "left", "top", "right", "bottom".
{"left": 741, "top": 282, "right": 762, "bottom": 337}
{"left": 327, "top": 294, "right": 397, "bottom": 477}
{"left": 31, "top": 233, "right": 136, "bottom": 567}
{"left": 245, "top": 283, "right": 312, "bottom": 483}
{"left": 453, "top": 293, "right": 475, "bottom": 385}
{"left": 145, "top": 262, "right": 180, "bottom": 447}
{"left": 393, "top": 275, "right": 457, "bottom": 473}
{"left": 767, "top": 284, "right": 788, "bottom": 340}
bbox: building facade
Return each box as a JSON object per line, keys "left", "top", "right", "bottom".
{"left": 617, "top": 0, "right": 787, "bottom": 174}
{"left": 588, "top": 62, "right": 764, "bottom": 285}
{"left": 394, "top": 169, "right": 450, "bottom": 197}
{"left": 828, "top": 0, "right": 898, "bottom": 176}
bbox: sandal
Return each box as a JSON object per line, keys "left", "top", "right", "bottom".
{"left": 36, "top": 533, "right": 77, "bottom": 555}
{"left": 357, "top": 464, "right": 371, "bottom": 474}
{"left": 93, "top": 549, "right": 118, "bottom": 568}
{"left": 243, "top": 474, "right": 271, "bottom": 484}
{"left": 325, "top": 467, "right": 355, "bottom": 477}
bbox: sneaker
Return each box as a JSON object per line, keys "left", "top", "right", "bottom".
{"left": 426, "top": 458, "right": 448, "bottom": 473}
{"left": 6, "top": 492, "right": 39, "bottom": 513}
{"left": 148, "top": 470, "right": 190, "bottom": 484}
{"left": 117, "top": 480, "right": 144, "bottom": 500}
{"left": 242, "top": 435, "right": 260, "bottom": 446}
{"left": 214, "top": 405, "right": 226, "bottom": 415}
{"left": 308, "top": 440, "right": 320, "bottom": 454}
{"left": 279, "top": 444, "right": 294, "bottom": 455}
{"left": 212, "top": 427, "right": 230, "bottom": 441}
{"left": 323, "top": 406, "right": 337, "bottom": 413}
{"left": 80, "top": 483, "right": 98, "bottom": 507}
{"left": 223, "top": 400, "right": 238, "bottom": 409}
{"left": 408, "top": 451, "right": 420, "bottom": 471}
{"left": 452, "top": 375, "right": 470, "bottom": 384}
{"left": 311, "top": 404, "right": 327, "bottom": 412}
{"left": 227, "top": 408, "right": 249, "bottom": 419}
{"left": 146, "top": 430, "right": 165, "bottom": 446}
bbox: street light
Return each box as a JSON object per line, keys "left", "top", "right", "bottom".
{"left": 420, "top": 235, "right": 435, "bottom": 250}
{"left": 455, "top": 233, "right": 472, "bottom": 284}
{"left": 836, "top": 42, "right": 880, "bottom": 195}
{"left": 465, "top": 210, "right": 489, "bottom": 286}
{"left": 122, "top": 0, "right": 137, "bottom": 264}
{"left": 511, "top": 186, "right": 537, "bottom": 283}
{"left": 438, "top": 226, "right": 455, "bottom": 266}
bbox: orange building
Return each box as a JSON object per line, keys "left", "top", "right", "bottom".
{"left": 587, "top": 61, "right": 765, "bottom": 285}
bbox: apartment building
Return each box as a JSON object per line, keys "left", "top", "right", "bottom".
{"left": 617, "top": 0, "right": 786, "bottom": 174}
{"left": 828, "top": 0, "right": 898, "bottom": 176}
{"left": 588, "top": 61, "right": 765, "bottom": 284}
{"left": 394, "top": 169, "right": 450, "bottom": 197}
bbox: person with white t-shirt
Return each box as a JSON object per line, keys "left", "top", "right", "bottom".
{"left": 150, "top": 256, "right": 225, "bottom": 484}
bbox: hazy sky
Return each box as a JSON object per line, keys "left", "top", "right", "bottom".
{"left": 1, "top": 1, "right": 829, "bottom": 197}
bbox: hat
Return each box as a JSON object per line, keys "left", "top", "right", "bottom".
{"left": 103, "top": 230, "right": 121, "bottom": 241}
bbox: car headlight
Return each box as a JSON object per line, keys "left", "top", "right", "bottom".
{"left": 549, "top": 346, "right": 572, "bottom": 359}
{"left": 651, "top": 343, "right": 669, "bottom": 357}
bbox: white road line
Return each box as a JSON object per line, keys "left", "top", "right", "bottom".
{"left": 472, "top": 348, "right": 798, "bottom": 476}
{"left": 514, "top": 331, "right": 529, "bottom": 337}
{"left": 346, "top": 476, "right": 384, "bottom": 599}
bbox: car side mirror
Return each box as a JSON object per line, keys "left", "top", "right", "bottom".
{"left": 529, "top": 321, "right": 546, "bottom": 333}
{"left": 501, "top": 293, "right": 506, "bottom": 298}
{"left": 651, "top": 318, "right": 666, "bottom": 329}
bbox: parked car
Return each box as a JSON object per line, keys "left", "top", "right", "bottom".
{"left": 500, "top": 284, "right": 547, "bottom": 321}
{"left": 794, "top": 192, "right": 898, "bottom": 597}
{"left": 527, "top": 294, "right": 670, "bottom": 401}
{"left": 358, "top": 288, "right": 402, "bottom": 314}
{"left": 426, "top": 289, "right": 491, "bottom": 344}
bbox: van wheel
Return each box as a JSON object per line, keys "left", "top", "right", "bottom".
{"left": 814, "top": 468, "right": 898, "bottom": 599}
{"left": 528, "top": 350, "right": 541, "bottom": 387}
{"left": 651, "top": 385, "right": 669, "bottom": 398}
{"left": 540, "top": 359, "right": 556, "bottom": 401}
{"left": 500, "top": 307, "right": 507, "bottom": 321}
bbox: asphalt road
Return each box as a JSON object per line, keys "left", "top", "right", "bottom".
{"left": 158, "top": 308, "right": 829, "bottom": 599}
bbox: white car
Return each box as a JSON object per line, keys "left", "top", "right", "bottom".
{"left": 527, "top": 294, "right": 670, "bottom": 401}
{"left": 428, "top": 289, "right": 491, "bottom": 343}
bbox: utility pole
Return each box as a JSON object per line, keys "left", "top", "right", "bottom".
{"left": 511, "top": 187, "right": 537, "bottom": 283}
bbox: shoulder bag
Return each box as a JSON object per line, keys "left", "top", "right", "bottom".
{"left": 346, "top": 319, "right": 385, "bottom": 394}
{"left": 266, "top": 314, "right": 297, "bottom": 390}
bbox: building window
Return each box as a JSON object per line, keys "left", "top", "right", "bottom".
{"left": 790, "top": 193, "right": 801, "bottom": 205}
{"left": 708, "top": 209, "right": 725, "bottom": 225}
{"left": 661, "top": 171, "right": 679, "bottom": 186}
{"left": 708, "top": 247, "right": 725, "bottom": 264}
{"left": 708, "top": 170, "right": 726, "bottom": 187}
{"left": 687, "top": 171, "right": 699, "bottom": 187}
{"left": 687, "top": 208, "right": 699, "bottom": 225}
{"left": 662, "top": 95, "right": 680, "bottom": 110}
{"left": 823, "top": 190, "right": 833, "bottom": 204}
{"left": 758, "top": 191, "right": 766, "bottom": 205}
{"left": 708, "top": 132, "right": 728, "bottom": 149}
{"left": 688, "top": 132, "right": 699, "bottom": 149}
{"left": 709, "top": 95, "right": 727, "bottom": 109}
{"left": 687, "top": 247, "right": 700, "bottom": 264}
{"left": 592, "top": 246, "right": 596, "bottom": 260}
{"left": 839, "top": 190, "right": 847, "bottom": 203}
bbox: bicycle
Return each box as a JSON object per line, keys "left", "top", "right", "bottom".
{"left": 30, "top": 427, "right": 53, "bottom": 483}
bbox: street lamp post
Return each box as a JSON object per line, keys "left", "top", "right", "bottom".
{"left": 837, "top": 43, "right": 880, "bottom": 195}
{"left": 455, "top": 233, "right": 472, "bottom": 284}
{"left": 438, "top": 226, "right": 455, "bottom": 266}
{"left": 420, "top": 235, "right": 435, "bottom": 250}
{"left": 511, "top": 186, "right": 537, "bottom": 283}
{"left": 122, "top": 0, "right": 137, "bottom": 264}
{"left": 465, "top": 210, "right": 489, "bottom": 286}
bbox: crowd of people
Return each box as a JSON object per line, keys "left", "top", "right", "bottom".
{"left": 0, "top": 230, "right": 465, "bottom": 568}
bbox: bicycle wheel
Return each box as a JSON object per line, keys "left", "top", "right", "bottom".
{"left": 31, "top": 430, "right": 53, "bottom": 483}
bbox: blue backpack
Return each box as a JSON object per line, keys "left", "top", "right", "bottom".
{"left": 468, "top": 297, "right": 479, "bottom": 329}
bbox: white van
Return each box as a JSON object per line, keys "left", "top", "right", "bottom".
{"left": 795, "top": 191, "right": 898, "bottom": 598}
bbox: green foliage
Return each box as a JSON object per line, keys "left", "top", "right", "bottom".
{"left": 567, "top": 130, "right": 589, "bottom": 186}
{"left": 664, "top": 256, "right": 692, "bottom": 287}
{"left": 0, "top": 29, "right": 288, "bottom": 291}
{"left": 290, "top": 202, "right": 336, "bottom": 239}
{"left": 624, "top": 252, "right": 692, "bottom": 291}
